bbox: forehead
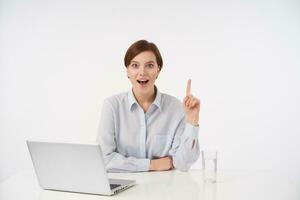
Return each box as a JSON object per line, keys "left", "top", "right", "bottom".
{"left": 131, "top": 51, "right": 157, "bottom": 63}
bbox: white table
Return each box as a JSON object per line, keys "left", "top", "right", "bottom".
{"left": 0, "top": 169, "right": 299, "bottom": 200}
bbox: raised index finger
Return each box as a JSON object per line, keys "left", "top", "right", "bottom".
{"left": 186, "top": 79, "right": 191, "bottom": 96}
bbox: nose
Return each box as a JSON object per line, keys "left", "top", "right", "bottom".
{"left": 138, "top": 66, "right": 146, "bottom": 76}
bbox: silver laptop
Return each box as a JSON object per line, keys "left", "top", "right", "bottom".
{"left": 27, "top": 140, "right": 136, "bottom": 195}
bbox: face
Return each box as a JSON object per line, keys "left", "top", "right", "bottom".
{"left": 127, "top": 51, "right": 160, "bottom": 95}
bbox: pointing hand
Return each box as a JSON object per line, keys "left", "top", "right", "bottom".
{"left": 183, "top": 79, "right": 200, "bottom": 126}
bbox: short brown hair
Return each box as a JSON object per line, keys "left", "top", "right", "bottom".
{"left": 124, "top": 40, "right": 163, "bottom": 70}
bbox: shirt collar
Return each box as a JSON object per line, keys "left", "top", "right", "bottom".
{"left": 128, "top": 89, "right": 138, "bottom": 111}
{"left": 127, "top": 86, "right": 162, "bottom": 112}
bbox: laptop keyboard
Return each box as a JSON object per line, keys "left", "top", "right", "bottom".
{"left": 110, "top": 184, "right": 121, "bottom": 190}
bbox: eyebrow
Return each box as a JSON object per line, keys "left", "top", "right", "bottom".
{"left": 145, "top": 61, "right": 155, "bottom": 64}
{"left": 130, "top": 60, "right": 155, "bottom": 64}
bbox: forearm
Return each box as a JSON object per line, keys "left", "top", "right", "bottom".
{"left": 104, "top": 152, "right": 150, "bottom": 172}
{"left": 172, "top": 139, "right": 200, "bottom": 171}
{"left": 171, "top": 124, "right": 200, "bottom": 171}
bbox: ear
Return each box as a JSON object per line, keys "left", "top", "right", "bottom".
{"left": 126, "top": 67, "right": 130, "bottom": 78}
{"left": 156, "top": 67, "right": 161, "bottom": 79}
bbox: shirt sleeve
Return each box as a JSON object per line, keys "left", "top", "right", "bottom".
{"left": 168, "top": 116, "right": 200, "bottom": 171}
{"left": 96, "top": 99, "right": 150, "bottom": 172}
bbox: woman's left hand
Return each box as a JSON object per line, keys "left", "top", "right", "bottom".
{"left": 183, "top": 79, "right": 200, "bottom": 126}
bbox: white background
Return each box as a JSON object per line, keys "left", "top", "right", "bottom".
{"left": 1, "top": 0, "right": 299, "bottom": 186}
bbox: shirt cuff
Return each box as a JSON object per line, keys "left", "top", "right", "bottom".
{"left": 184, "top": 123, "right": 199, "bottom": 139}
{"left": 136, "top": 158, "right": 151, "bottom": 171}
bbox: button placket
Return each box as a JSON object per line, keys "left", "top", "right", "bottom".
{"left": 139, "top": 108, "right": 147, "bottom": 158}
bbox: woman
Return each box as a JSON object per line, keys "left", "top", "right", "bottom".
{"left": 97, "top": 40, "right": 200, "bottom": 172}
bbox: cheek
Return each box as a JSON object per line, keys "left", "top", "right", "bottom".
{"left": 128, "top": 73, "right": 134, "bottom": 80}
{"left": 150, "top": 71, "right": 159, "bottom": 79}
{"left": 127, "top": 69, "right": 135, "bottom": 77}
{"left": 127, "top": 71, "right": 138, "bottom": 82}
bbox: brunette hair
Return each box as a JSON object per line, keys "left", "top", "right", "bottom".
{"left": 124, "top": 40, "right": 163, "bottom": 70}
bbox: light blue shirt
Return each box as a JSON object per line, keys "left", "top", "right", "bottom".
{"left": 96, "top": 87, "right": 200, "bottom": 172}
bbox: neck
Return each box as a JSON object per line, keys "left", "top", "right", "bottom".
{"left": 132, "top": 86, "right": 156, "bottom": 105}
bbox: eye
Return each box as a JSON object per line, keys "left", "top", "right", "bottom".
{"left": 146, "top": 63, "right": 154, "bottom": 68}
{"left": 131, "top": 63, "right": 139, "bottom": 68}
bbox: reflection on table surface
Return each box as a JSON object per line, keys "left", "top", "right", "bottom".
{"left": 1, "top": 169, "right": 299, "bottom": 200}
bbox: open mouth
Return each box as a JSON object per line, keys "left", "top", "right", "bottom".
{"left": 137, "top": 80, "right": 149, "bottom": 85}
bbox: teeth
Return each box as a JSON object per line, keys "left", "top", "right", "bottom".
{"left": 137, "top": 80, "right": 148, "bottom": 84}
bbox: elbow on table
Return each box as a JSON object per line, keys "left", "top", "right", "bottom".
{"left": 173, "top": 159, "right": 192, "bottom": 172}
{"left": 172, "top": 152, "right": 200, "bottom": 172}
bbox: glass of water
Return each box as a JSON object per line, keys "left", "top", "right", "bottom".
{"left": 201, "top": 150, "right": 218, "bottom": 183}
